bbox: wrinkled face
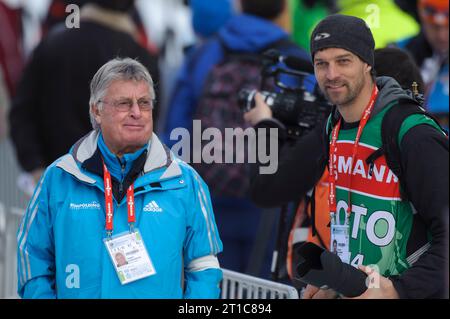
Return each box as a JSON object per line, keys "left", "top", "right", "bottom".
{"left": 314, "top": 48, "right": 372, "bottom": 108}
{"left": 92, "top": 80, "right": 153, "bottom": 156}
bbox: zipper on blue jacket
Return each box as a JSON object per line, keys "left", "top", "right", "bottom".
{"left": 118, "top": 158, "right": 126, "bottom": 198}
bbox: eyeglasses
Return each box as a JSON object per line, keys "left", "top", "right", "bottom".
{"left": 99, "top": 97, "right": 154, "bottom": 112}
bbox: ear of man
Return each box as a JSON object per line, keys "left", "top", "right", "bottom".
{"left": 92, "top": 104, "right": 102, "bottom": 124}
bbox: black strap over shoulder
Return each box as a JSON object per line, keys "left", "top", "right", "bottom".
{"left": 323, "top": 105, "right": 339, "bottom": 154}
{"left": 366, "top": 99, "right": 446, "bottom": 200}
{"left": 380, "top": 101, "right": 422, "bottom": 184}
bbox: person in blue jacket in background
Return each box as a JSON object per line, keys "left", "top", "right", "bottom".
{"left": 17, "top": 58, "right": 223, "bottom": 299}
{"left": 162, "top": 0, "right": 312, "bottom": 278}
{"left": 190, "top": 0, "right": 235, "bottom": 40}
{"left": 395, "top": 0, "right": 449, "bottom": 128}
{"left": 163, "top": 0, "right": 310, "bottom": 146}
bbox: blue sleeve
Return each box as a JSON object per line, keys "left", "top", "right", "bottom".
{"left": 182, "top": 168, "right": 223, "bottom": 299}
{"left": 276, "top": 44, "right": 317, "bottom": 93}
{"left": 184, "top": 268, "right": 223, "bottom": 299}
{"left": 394, "top": 37, "right": 412, "bottom": 49}
{"left": 425, "top": 63, "right": 449, "bottom": 116}
{"left": 16, "top": 170, "right": 56, "bottom": 298}
{"left": 21, "top": 277, "right": 56, "bottom": 299}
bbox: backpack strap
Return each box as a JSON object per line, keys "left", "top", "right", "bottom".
{"left": 311, "top": 187, "right": 316, "bottom": 236}
{"left": 304, "top": 189, "right": 328, "bottom": 248}
{"left": 365, "top": 99, "right": 447, "bottom": 200}
{"left": 323, "top": 105, "right": 339, "bottom": 154}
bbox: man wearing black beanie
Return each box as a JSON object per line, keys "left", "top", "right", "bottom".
{"left": 245, "top": 14, "right": 449, "bottom": 299}
{"left": 309, "top": 14, "right": 376, "bottom": 120}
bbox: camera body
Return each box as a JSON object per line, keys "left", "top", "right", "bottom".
{"left": 238, "top": 51, "right": 332, "bottom": 138}
{"left": 239, "top": 88, "right": 331, "bottom": 138}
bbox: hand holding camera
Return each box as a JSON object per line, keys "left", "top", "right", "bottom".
{"left": 239, "top": 50, "right": 332, "bottom": 139}
{"left": 243, "top": 92, "right": 273, "bottom": 126}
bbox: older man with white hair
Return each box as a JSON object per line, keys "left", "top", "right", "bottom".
{"left": 17, "top": 58, "right": 223, "bottom": 299}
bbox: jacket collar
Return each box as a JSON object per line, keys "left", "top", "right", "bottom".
{"left": 80, "top": 3, "right": 137, "bottom": 39}
{"left": 57, "top": 130, "right": 182, "bottom": 184}
{"left": 372, "top": 76, "right": 419, "bottom": 117}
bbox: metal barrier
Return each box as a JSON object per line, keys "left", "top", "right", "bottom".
{"left": 0, "top": 139, "right": 29, "bottom": 210}
{"left": 0, "top": 203, "right": 23, "bottom": 299}
{"left": 221, "top": 268, "right": 299, "bottom": 299}
{"left": 0, "top": 138, "right": 28, "bottom": 298}
{"left": 0, "top": 202, "right": 5, "bottom": 297}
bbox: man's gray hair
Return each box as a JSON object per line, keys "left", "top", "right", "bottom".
{"left": 89, "top": 57, "right": 155, "bottom": 130}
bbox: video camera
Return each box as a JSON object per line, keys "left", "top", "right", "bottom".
{"left": 238, "top": 50, "right": 332, "bottom": 139}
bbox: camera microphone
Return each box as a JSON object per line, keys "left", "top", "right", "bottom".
{"left": 280, "top": 56, "right": 314, "bottom": 74}
{"left": 262, "top": 50, "right": 314, "bottom": 73}
{"left": 295, "top": 242, "right": 368, "bottom": 297}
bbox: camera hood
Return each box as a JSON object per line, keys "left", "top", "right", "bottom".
{"left": 295, "top": 242, "right": 368, "bottom": 297}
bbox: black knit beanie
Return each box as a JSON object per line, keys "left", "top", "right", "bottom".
{"left": 310, "top": 14, "right": 375, "bottom": 66}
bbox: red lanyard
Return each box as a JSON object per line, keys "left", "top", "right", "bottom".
{"left": 103, "top": 162, "right": 136, "bottom": 236}
{"left": 328, "top": 85, "right": 379, "bottom": 217}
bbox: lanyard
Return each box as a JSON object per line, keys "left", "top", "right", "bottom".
{"left": 328, "top": 85, "right": 379, "bottom": 220}
{"left": 103, "top": 161, "right": 136, "bottom": 237}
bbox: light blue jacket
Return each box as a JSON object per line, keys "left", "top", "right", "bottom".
{"left": 17, "top": 131, "right": 223, "bottom": 298}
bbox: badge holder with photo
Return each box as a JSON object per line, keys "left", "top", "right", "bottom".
{"left": 330, "top": 210, "right": 351, "bottom": 264}
{"left": 104, "top": 230, "right": 157, "bottom": 285}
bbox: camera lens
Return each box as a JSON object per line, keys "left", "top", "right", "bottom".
{"left": 295, "top": 242, "right": 368, "bottom": 297}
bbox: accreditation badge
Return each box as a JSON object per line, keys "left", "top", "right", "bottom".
{"left": 330, "top": 223, "right": 351, "bottom": 264}
{"left": 104, "top": 229, "right": 156, "bottom": 285}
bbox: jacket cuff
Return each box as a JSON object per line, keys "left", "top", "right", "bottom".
{"left": 391, "top": 277, "right": 408, "bottom": 299}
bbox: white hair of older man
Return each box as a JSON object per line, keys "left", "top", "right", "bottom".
{"left": 89, "top": 57, "right": 155, "bottom": 130}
